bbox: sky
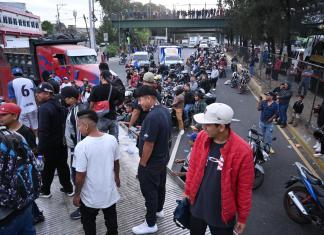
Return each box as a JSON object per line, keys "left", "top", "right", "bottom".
{"left": 2, "top": 0, "right": 219, "bottom": 28}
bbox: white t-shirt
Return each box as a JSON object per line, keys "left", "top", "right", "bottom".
{"left": 74, "top": 133, "right": 120, "bottom": 209}
{"left": 8, "top": 78, "right": 37, "bottom": 114}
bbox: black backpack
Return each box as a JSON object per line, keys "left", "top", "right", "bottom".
{"left": 0, "top": 127, "right": 41, "bottom": 210}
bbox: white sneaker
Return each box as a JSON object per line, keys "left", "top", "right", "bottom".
{"left": 156, "top": 210, "right": 164, "bottom": 218}
{"left": 132, "top": 221, "right": 158, "bottom": 234}
{"left": 313, "top": 153, "right": 323, "bottom": 158}
{"left": 179, "top": 130, "right": 185, "bottom": 135}
{"left": 313, "top": 142, "right": 321, "bottom": 149}
{"left": 315, "top": 146, "right": 322, "bottom": 153}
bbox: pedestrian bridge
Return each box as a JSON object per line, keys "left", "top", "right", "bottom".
{"left": 111, "top": 17, "right": 228, "bottom": 30}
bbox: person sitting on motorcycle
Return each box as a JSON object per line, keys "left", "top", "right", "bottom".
{"left": 210, "top": 65, "right": 219, "bottom": 88}
{"left": 199, "top": 74, "right": 211, "bottom": 93}
{"left": 193, "top": 89, "right": 207, "bottom": 116}
{"left": 129, "top": 70, "right": 140, "bottom": 88}
{"left": 163, "top": 77, "right": 174, "bottom": 90}
{"left": 172, "top": 86, "right": 185, "bottom": 135}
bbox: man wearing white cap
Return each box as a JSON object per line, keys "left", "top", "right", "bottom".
{"left": 184, "top": 103, "right": 254, "bottom": 235}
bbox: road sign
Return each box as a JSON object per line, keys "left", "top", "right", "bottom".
{"left": 104, "top": 33, "right": 108, "bottom": 42}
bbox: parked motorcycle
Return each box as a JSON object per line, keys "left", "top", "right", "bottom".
{"left": 247, "top": 128, "right": 270, "bottom": 190}
{"left": 283, "top": 162, "right": 324, "bottom": 229}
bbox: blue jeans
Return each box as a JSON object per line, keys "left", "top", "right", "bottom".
{"left": 298, "top": 78, "right": 310, "bottom": 96}
{"left": 279, "top": 103, "right": 289, "bottom": 125}
{"left": 259, "top": 121, "right": 274, "bottom": 146}
{"left": 249, "top": 65, "right": 254, "bottom": 76}
{"left": 97, "top": 118, "right": 119, "bottom": 141}
{"left": 0, "top": 205, "right": 35, "bottom": 235}
{"left": 184, "top": 104, "right": 194, "bottom": 122}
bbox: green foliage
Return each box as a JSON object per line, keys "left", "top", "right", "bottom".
{"left": 107, "top": 43, "right": 119, "bottom": 57}
{"left": 41, "top": 21, "right": 54, "bottom": 35}
{"left": 96, "top": 20, "right": 117, "bottom": 44}
{"left": 134, "top": 28, "right": 151, "bottom": 45}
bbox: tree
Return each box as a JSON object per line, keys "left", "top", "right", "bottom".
{"left": 41, "top": 21, "right": 54, "bottom": 35}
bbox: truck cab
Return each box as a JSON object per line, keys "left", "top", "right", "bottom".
{"left": 158, "top": 46, "right": 183, "bottom": 67}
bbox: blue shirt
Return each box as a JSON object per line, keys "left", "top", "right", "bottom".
{"left": 259, "top": 101, "right": 278, "bottom": 123}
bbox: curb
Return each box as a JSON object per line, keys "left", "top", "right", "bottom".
{"left": 246, "top": 65, "right": 324, "bottom": 172}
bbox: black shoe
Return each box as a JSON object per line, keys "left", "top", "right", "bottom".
{"left": 33, "top": 213, "right": 45, "bottom": 224}
{"left": 70, "top": 208, "right": 81, "bottom": 220}
{"left": 60, "top": 188, "right": 74, "bottom": 197}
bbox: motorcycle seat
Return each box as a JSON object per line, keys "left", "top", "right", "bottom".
{"left": 303, "top": 169, "right": 324, "bottom": 186}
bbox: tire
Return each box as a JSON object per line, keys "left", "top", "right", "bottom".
{"left": 253, "top": 167, "right": 264, "bottom": 190}
{"left": 283, "top": 185, "right": 312, "bottom": 224}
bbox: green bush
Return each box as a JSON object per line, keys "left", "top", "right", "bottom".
{"left": 107, "top": 44, "right": 118, "bottom": 57}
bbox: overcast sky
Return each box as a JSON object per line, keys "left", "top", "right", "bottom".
{"left": 3, "top": 0, "right": 219, "bottom": 27}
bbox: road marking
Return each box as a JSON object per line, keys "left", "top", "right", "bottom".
{"left": 167, "top": 133, "right": 183, "bottom": 169}
{"left": 248, "top": 83, "right": 320, "bottom": 178}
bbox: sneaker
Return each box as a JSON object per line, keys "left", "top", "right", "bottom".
{"left": 179, "top": 130, "right": 185, "bottom": 135}
{"left": 39, "top": 192, "right": 52, "bottom": 198}
{"left": 132, "top": 221, "right": 158, "bottom": 234}
{"left": 70, "top": 208, "right": 81, "bottom": 220}
{"left": 315, "top": 146, "right": 322, "bottom": 153}
{"left": 313, "top": 142, "right": 321, "bottom": 149}
{"left": 33, "top": 213, "right": 45, "bottom": 224}
{"left": 270, "top": 147, "right": 275, "bottom": 154}
{"left": 156, "top": 210, "right": 164, "bottom": 218}
{"left": 313, "top": 153, "right": 323, "bottom": 158}
{"left": 60, "top": 188, "right": 74, "bottom": 197}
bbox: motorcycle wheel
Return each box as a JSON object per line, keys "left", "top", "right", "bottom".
{"left": 253, "top": 167, "right": 264, "bottom": 190}
{"left": 283, "top": 185, "right": 312, "bottom": 224}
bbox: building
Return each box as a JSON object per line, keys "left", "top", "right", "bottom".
{"left": 0, "top": 2, "right": 42, "bottom": 48}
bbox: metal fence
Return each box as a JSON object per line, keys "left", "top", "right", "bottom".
{"left": 228, "top": 45, "right": 324, "bottom": 130}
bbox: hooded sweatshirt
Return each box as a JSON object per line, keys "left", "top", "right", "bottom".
{"left": 278, "top": 83, "right": 293, "bottom": 105}
{"left": 38, "top": 98, "right": 66, "bottom": 154}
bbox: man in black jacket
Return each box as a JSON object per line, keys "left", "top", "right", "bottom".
{"left": 36, "top": 82, "right": 73, "bottom": 198}
{"left": 183, "top": 83, "right": 195, "bottom": 126}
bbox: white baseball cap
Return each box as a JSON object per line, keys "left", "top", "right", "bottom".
{"left": 194, "top": 103, "right": 234, "bottom": 125}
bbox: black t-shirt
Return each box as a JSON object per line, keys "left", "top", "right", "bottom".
{"left": 88, "top": 83, "right": 121, "bottom": 119}
{"left": 191, "top": 142, "right": 235, "bottom": 228}
{"left": 184, "top": 91, "right": 195, "bottom": 105}
{"left": 17, "top": 125, "right": 37, "bottom": 153}
{"left": 132, "top": 87, "right": 162, "bottom": 127}
{"left": 138, "top": 105, "right": 172, "bottom": 165}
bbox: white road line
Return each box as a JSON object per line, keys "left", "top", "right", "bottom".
{"left": 167, "top": 133, "right": 183, "bottom": 169}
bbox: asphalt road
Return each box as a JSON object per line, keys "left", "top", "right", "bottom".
{"left": 109, "top": 49, "right": 322, "bottom": 235}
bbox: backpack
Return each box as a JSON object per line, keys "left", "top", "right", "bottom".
{"left": 0, "top": 127, "right": 41, "bottom": 210}
{"left": 173, "top": 198, "right": 190, "bottom": 229}
{"left": 111, "top": 77, "right": 126, "bottom": 105}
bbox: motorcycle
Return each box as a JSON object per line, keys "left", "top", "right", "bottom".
{"left": 283, "top": 162, "right": 324, "bottom": 228}
{"left": 230, "top": 72, "right": 239, "bottom": 88}
{"left": 238, "top": 70, "right": 250, "bottom": 94}
{"left": 247, "top": 128, "right": 270, "bottom": 190}
{"left": 119, "top": 55, "right": 127, "bottom": 65}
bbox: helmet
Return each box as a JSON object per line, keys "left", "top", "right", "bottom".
{"left": 12, "top": 67, "right": 23, "bottom": 76}
{"left": 195, "top": 88, "right": 205, "bottom": 99}
{"left": 125, "top": 90, "right": 133, "bottom": 97}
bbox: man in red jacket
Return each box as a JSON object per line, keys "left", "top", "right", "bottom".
{"left": 184, "top": 103, "right": 254, "bottom": 235}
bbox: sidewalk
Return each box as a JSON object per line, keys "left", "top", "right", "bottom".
{"left": 227, "top": 53, "right": 324, "bottom": 173}
{"left": 35, "top": 127, "right": 187, "bottom": 234}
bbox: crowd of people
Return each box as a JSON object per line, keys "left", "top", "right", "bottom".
{"left": 117, "top": 8, "right": 226, "bottom": 20}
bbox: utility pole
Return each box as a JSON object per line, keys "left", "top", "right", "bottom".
{"left": 56, "top": 4, "right": 66, "bottom": 33}
{"left": 88, "top": 0, "right": 96, "bottom": 49}
{"left": 83, "top": 14, "right": 90, "bottom": 46}
{"left": 73, "top": 10, "right": 77, "bottom": 29}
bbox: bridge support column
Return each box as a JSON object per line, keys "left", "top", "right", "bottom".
{"left": 220, "top": 33, "right": 225, "bottom": 44}
{"left": 165, "top": 27, "right": 168, "bottom": 43}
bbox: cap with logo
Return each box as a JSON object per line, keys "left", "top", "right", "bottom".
{"left": 264, "top": 91, "right": 275, "bottom": 96}
{"left": 36, "top": 82, "right": 54, "bottom": 93}
{"left": 194, "top": 103, "right": 234, "bottom": 125}
{"left": 143, "top": 72, "right": 155, "bottom": 84}
{"left": 0, "top": 103, "right": 21, "bottom": 116}
{"left": 12, "top": 67, "right": 23, "bottom": 76}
